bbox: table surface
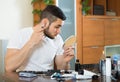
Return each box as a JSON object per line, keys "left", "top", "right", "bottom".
{"left": 0, "top": 71, "right": 119, "bottom": 82}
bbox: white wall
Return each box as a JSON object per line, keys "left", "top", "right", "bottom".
{"left": 0, "top": 0, "right": 33, "bottom": 39}
{"left": 0, "top": 40, "right": 8, "bottom": 74}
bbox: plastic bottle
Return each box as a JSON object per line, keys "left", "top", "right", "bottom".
{"left": 101, "top": 60, "right": 106, "bottom": 76}
{"left": 99, "top": 51, "right": 106, "bottom": 76}
{"left": 75, "top": 59, "right": 80, "bottom": 72}
{"left": 105, "top": 56, "right": 111, "bottom": 76}
{"left": 117, "top": 60, "right": 120, "bottom": 71}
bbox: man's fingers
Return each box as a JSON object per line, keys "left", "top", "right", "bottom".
{"left": 33, "top": 24, "right": 45, "bottom": 33}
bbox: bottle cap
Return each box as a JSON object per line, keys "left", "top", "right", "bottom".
{"left": 76, "top": 59, "right": 79, "bottom": 62}
{"left": 106, "top": 56, "right": 111, "bottom": 58}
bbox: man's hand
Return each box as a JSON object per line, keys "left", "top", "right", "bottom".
{"left": 55, "top": 46, "right": 74, "bottom": 70}
{"left": 29, "top": 18, "right": 49, "bottom": 47}
{"left": 63, "top": 46, "right": 75, "bottom": 63}
{"left": 28, "top": 23, "right": 45, "bottom": 47}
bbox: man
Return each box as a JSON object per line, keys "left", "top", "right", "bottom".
{"left": 5, "top": 5, "right": 74, "bottom": 72}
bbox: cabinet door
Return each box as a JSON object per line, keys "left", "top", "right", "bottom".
{"left": 105, "top": 18, "right": 120, "bottom": 45}
{"left": 83, "top": 17, "right": 104, "bottom": 46}
{"left": 83, "top": 46, "right": 104, "bottom": 64}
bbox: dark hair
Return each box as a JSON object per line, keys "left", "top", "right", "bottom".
{"left": 40, "top": 5, "right": 66, "bottom": 23}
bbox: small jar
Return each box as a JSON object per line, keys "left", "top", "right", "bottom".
{"left": 75, "top": 59, "right": 80, "bottom": 72}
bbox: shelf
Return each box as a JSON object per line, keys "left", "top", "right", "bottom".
{"left": 82, "top": 0, "right": 120, "bottom": 16}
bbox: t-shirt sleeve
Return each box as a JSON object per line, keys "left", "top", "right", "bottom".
{"left": 7, "top": 30, "right": 21, "bottom": 49}
{"left": 56, "top": 35, "right": 64, "bottom": 55}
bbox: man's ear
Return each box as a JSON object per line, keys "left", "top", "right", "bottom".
{"left": 41, "top": 18, "right": 49, "bottom": 28}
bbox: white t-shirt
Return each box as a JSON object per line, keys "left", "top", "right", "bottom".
{"left": 7, "top": 27, "right": 64, "bottom": 71}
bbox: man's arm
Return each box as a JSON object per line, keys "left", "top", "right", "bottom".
{"left": 5, "top": 23, "right": 46, "bottom": 72}
{"left": 55, "top": 46, "right": 74, "bottom": 70}
{"left": 5, "top": 41, "right": 35, "bottom": 72}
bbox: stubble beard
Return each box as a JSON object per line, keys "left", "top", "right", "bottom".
{"left": 44, "top": 28, "right": 55, "bottom": 39}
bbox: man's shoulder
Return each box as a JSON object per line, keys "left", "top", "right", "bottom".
{"left": 15, "top": 27, "right": 33, "bottom": 35}
{"left": 13, "top": 27, "right": 32, "bottom": 33}
{"left": 10, "top": 27, "right": 33, "bottom": 38}
{"left": 20, "top": 27, "right": 33, "bottom": 32}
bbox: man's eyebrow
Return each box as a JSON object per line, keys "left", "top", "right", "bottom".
{"left": 57, "top": 25, "right": 62, "bottom": 27}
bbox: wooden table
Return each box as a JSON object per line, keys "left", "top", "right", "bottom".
{"left": 0, "top": 72, "right": 119, "bottom": 82}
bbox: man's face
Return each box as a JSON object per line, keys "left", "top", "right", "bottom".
{"left": 44, "top": 18, "right": 64, "bottom": 39}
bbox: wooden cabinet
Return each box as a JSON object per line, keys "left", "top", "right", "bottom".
{"left": 83, "top": 16, "right": 120, "bottom": 47}
{"left": 83, "top": 47, "right": 103, "bottom": 64}
{"left": 78, "top": 16, "right": 120, "bottom": 64}
{"left": 105, "top": 17, "right": 120, "bottom": 45}
{"left": 82, "top": 16, "right": 104, "bottom": 64}
{"left": 83, "top": 16, "right": 104, "bottom": 46}
{"left": 77, "top": 0, "right": 120, "bottom": 64}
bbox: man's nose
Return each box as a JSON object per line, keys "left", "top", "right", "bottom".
{"left": 56, "top": 29, "right": 61, "bottom": 34}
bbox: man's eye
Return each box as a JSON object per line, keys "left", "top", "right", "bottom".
{"left": 55, "top": 26, "right": 60, "bottom": 28}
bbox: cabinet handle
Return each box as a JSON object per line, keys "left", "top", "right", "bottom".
{"left": 88, "top": 18, "right": 98, "bottom": 20}
{"left": 111, "top": 18, "right": 119, "bottom": 21}
{"left": 91, "top": 46, "right": 99, "bottom": 48}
